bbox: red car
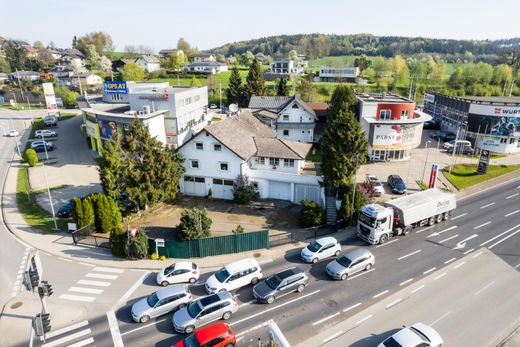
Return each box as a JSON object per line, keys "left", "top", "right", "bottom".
{"left": 174, "top": 323, "right": 236, "bottom": 347}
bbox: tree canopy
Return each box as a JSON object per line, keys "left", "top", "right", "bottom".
{"left": 121, "top": 63, "right": 146, "bottom": 81}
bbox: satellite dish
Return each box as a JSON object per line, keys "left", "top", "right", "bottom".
{"left": 229, "top": 104, "right": 239, "bottom": 113}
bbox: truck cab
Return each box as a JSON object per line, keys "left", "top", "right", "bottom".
{"left": 357, "top": 204, "right": 394, "bottom": 245}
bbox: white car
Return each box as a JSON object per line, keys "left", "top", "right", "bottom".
{"left": 131, "top": 284, "right": 192, "bottom": 323}
{"left": 31, "top": 140, "right": 53, "bottom": 149}
{"left": 156, "top": 262, "right": 200, "bottom": 286}
{"left": 35, "top": 129, "right": 57, "bottom": 138}
{"left": 205, "top": 258, "right": 262, "bottom": 294}
{"left": 366, "top": 175, "right": 385, "bottom": 196}
{"left": 8, "top": 130, "right": 19, "bottom": 137}
{"left": 209, "top": 104, "right": 218, "bottom": 109}
{"left": 300, "top": 236, "right": 342, "bottom": 264}
{"left": 378, "top": 322, "right": 443, "bottom": 347}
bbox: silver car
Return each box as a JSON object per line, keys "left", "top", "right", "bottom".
{"left": 326, "top": 248, "right": 374, "bottom": 280}
{"left": 131, "top": 284, "right": 192, "bottom": 323}
{"left": 172, "top": 291, "right": 238, "bottom": 334}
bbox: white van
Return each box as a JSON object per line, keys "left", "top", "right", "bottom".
{"left": 205, "top": 258, "right": 262, "bottom": 294}
{"left": 443, "top": 140, "right": 471, "bottom": 150}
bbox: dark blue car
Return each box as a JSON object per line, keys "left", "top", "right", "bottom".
{"left": 56, "top": 200, "right": 74, "bottom": 218}
{"left": 387, "top": 175, "right": 407, "bottom": 194}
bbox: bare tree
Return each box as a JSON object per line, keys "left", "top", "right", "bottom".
{"left": 124, "top": 45, "right": 137, "bottom": 54}
{"left": 137, "top": 45, "right": 154, "bottom": 54}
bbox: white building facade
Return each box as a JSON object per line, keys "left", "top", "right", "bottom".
{"left": 135, "top": 55, "right": 161, "bottom": 73}
{"left": 315, "top": 67, "right": 359, "bottom": 82}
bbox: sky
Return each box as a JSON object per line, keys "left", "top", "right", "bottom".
{"left": 1, "top": 0, "right": 519, "bottom": 52}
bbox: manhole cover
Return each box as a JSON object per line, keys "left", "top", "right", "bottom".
{"left": 10, "top": 302, "right": 23, "bottom": 309}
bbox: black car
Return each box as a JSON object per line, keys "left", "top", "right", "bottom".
{"left": 438, "top": 132, "right": 456, "bottom": 142}
{"left": 32, "top": 143, "right": 54, "bottom": 153}
{"left": 253, "top": 267, "right": 309, "bottom": 304}
{"left": 423, "top": 120, "right": 440, "bottom": 130}
{"left": 57, "top": 200, "right": 74, "bottom": 218}
{"left": 387, "top": 175, "right": 407, "bottom": 194}
{"left": 430, "top": 130, "right": 447, "bottom": 139}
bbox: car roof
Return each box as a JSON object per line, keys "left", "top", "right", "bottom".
{"left": 344, "top": 247, "right": 372, "bottom": 260}
{"left": 390, "top": 323, "right": 441, "bottom": 346}
{"left": 225, "top": 258, "right": 259, "bottom": 272}
{"left": 199, "top": 291, "right": 232, "bottom": 307}
{"left": 314, "top": 236, "right": 338, "bottom": 245}
{"left": 194, "top": 323, "right": 230, "bottom": 343}
{"left": 174, "top": 261, "right": 195, "bottom": 270}
{"left": 155, "top": 284, "right": 188, "bottom": 300}
{"left": 276, "top": 267, "right": 304, "bottom": 280}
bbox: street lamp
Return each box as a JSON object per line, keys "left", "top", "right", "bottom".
{"left": 421, "top": 141, "right": 432, "bottom": 185}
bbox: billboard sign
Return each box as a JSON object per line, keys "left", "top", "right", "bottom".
{"left": 42, "top": 82, "right": 58, "bottom": 115}
{"left": 98, "top": 120, "right": 118, "bottom": 141}
{"left": 103, "top": 81, "right": 128, "bottom": 94}
{"left": 428, "top": 164, "right": 439, "bottom": 188}
{"left": 477, "top": 149, "right": 491, "bottom": 174}
{"left": 467, "top": 104, "right": 520, "bottom": 137}
{"left": 371, "top": 123, "right": 423, "bottom": 149}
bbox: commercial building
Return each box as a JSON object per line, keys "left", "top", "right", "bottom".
{"left": 314, "top": 67, "right": 360, "bottom": 83}
{"left": 423, "top": 92, "right": 520, "bottom": 153}
{"left": 357, "top": 93, "right": 431, "bottom": 161}
{"left": 181, "top": 61, "right": 228, "bottom": 74}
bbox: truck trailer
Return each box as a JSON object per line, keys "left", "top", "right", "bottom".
{"left": 357, "top": 188, "right": 456, "bottom": 245}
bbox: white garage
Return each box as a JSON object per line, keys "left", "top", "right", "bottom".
{"left": 268, "top": 181, "right": 292, "bottom": 201}
{"left": 212, "top": 178, "right": 234, "bottom": 200}
{"left": 295, "top": 184, "right": 321, "bottom": 205}
{"left": 183, "top": 176, "right": 206, "bottom": 196}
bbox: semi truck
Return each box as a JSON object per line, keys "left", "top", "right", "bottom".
{"left": 357, "top": 188, "right": 457, "bottom": 245}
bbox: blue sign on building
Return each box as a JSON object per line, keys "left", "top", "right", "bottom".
{"left": 103, "top": 81, "right": 128, "bottom": 94}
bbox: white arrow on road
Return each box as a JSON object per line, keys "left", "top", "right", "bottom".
{"left": 453, "top": 234, "right": 478, "bottom": 250}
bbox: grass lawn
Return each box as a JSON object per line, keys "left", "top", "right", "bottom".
{"left": 443, "top": 164, "right": 520, "bottom": 190}
{"left": 0, "top": 104, "right": 47, "bottom": 110}
{"left": 16, "top": 166, "right": 67, "bottom": 232}
{"left": 416, "top": 180, "right": 429, "bottom": 190}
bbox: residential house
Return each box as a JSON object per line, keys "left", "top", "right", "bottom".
{"left": 255, "top": 52, "right": 267, "bottom": 64}
{"left": 181, "top": 61, "right": 228, "bottom": 74}
{"left": 269, "top": 59, "right": 303, "bottom": 75}
{"left": 314, "top": 67, "right": 360, "bottom": 83}
{"left": 21, "top": 45, "right": 39, "bottom": 58}
{"left": 48, "top": 65, "right": 73, "bottom": 79}
{"left": 158, "top": 49, "right": 183, "bottom": 60}
{"left": 60, "top": 48, "right": 85, "bottom": 67}
{"left": 0, "top": 73, "right": 8, "bottom": 84}
{"left": 177, "top": 110, "right": 322, "bottom": 204}
{"left": 112, "top": 58, "right": 136, "bottom": 72}
{"left": 189, "top": 53, "right": 215, "bottom": 63}
{"left": 135, "top": 55, "right": 161, "bottom": 73}
{"left": 8, "top": 71, "right": 41, "bottom": 82}
{"left": 249, "top": 95, "right": 318, "bottom": 143}
{"left": 297, "top": 54, "right": 309, "bottom": 68}
{"left": 74, "top": 73, "right": 103, "bottom": 88}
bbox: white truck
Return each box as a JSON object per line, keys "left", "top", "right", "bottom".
{"left": 357, "top": 188, "right": 457, "bottom": 245}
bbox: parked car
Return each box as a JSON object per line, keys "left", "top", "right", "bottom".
{"left": 8, "top": 129, "right": 19, "bottom": 137}
{"left": 156, "top": 262, "right": 200, "bottom": 286}
{"left": 387, "top": 175, "right": 407, "bottom": 194}
{"left": 443, "top": 139, "right": 471, "bottom": 150}
{"left": 437, "top": 132, "right": 456, "bottom": 142}
{"left": 205, "top": 258, "right": 262, "bottom": 294}
{"left": 56, "top": 200, "right": 74, "bottom": 218}
{"left": 429, "top": 130, "right": 447, "bottom": 139}
{"left": 209, "top": 104, "right": 218, "bottom": 109}
{"left": 447, "top": 144, "right": 474, "bottom": 155}
{"left": 423, "top": 120, "right": 440, "bottom": 129}
{"left": 172, "top": 291, "right": 238, "bottom": 334}
{"left": 30, "top": 140, "right": 53, "bottom": 149}
{"left": 300, "top": 236, "right": 342, "bottom": 264}
{"left": 32, "top": 142, "right": 54, "bottom": 153}
{"left": 366, "top": 175, "right": 385, "bottom": 196}
{"left": 173, "top": 323, "right": 236, "bottom": 347}
{"left": 43, "top": 116, "right": 57, "bottom": 127}
{"left": 378, "top": 322, "right": 443, "bottom": 347}
{"left": 35, "top": 129, "right": 57, "bottom": 138}
{"left": 326, "top": 248, "right": 375, "bottom": 280}
{"left": 131, "top": 284, "right": 192, "bottom": 323}
{"left": 253, "top": 267, "right": 309, "bottom": 304}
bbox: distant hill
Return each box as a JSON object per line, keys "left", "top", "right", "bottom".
{"left": 210, "top": 33, "right": 520, "bottom": 62}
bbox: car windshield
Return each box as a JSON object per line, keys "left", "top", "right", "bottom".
{"left": 359, "top": 212, "right": 376, "bottom": 227}
{"left": 307, "top": 241, "right": 321, "bottom": 253}
{"left": 164, "top": 264, "right": 176, "bottom": 275}
{"left": 214, "top": 267, "right": 230, "bottom": 283}
{"left": 182, "top": 333, "right": 201, "bottom": 347}
{"left": 410, "top": 327, "right": 431, "bottom": 342}
{"left": 336, "top": 256, "right": 352, "bottom": 268}
{"left": 265, "top": 274, "right": 282, "bottom": 290}
{"left": 146, "top": 292, "right": 159, "bottom": 307}
{"left": 382, "top": 337, "right": 403, "bottom": 347}
{"left": 187, "top": 301, "right": 202, "bottom": 318}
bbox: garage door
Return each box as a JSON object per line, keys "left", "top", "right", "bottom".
{"left": 268, "top": 181, "right": 291, "bottom": 201}
{"left": 184, "top": 176, "right": 206, "bottom": 196}
{"left": 295, "top": 184, "right": 320, "bottom": 205}
{"left": 212, "top": 178, "right": 234, "bottom": 200}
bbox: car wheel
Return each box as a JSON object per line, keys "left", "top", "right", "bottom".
{"left": 224, "top": 344, "right": 235, "bottom": 347}
{"left": 334, "top": 250, "right": 340, "bottom": 257}
{"left": 222, "top": 311, "right": 232, "bottom": 320}
{"left": 365, "top": 263, "right": 373, "bottom": 271}
{"left": 428, "top": 217, "right": 435, "bottom": 226}
{"left": 297, "top": 284, "right": 305, "bottom": 293}
{"left": 188, "top": 277, "right": 196, "bottom": 284}
{"left": 251, "top": 277, "right": 259, "bottom": 285}
{"left": 379, "top": 234, "right": 388, "bottom": 244}
{"left": 267, "top": 296, "right": 275, "bottom": 304}
{"left": 443, "top": 212, "right": 450, "bottom": 221}
{"left": 312, "top": 258, "right": 318, "bottom": 264}
{"left": 436, "top": 214, "right": 443, "bottom": 223}
{"left": 340, "top": 273, "right": 348, "bottom": 281}
{"left": 184, "top": 325, "right": 195, "bottom": 334}
{"left": 161, "top": 281, "right": 169, "bottom": 287}
{"left": 139, "top": 315, "right": 150, "bottom": 323}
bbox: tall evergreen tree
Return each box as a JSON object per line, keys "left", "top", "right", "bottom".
{"left": 295, "top": 74, "right": 316, "bottom": 102}
{"left": 98, "top": 137, "right": 123, "bottom": 200}
{"left": 328, "top": 85, "right": 357, "bottom": 121}
{"left": 81, "top": 199, "right": 95, "bottom": 228}
{"left": 245, "top": 58, "right": 266, "bottom": 101}
{"left": 96, "top": 194, "right": 111, "bottom": 232}
{"left": 276, "top": 77, "right": 289, "bottom": 96}
{"left": 226, "top": 66, "right": 245, "bottom": 107}
{"left": 71, "top": 197, "right": 83, "bottom": 226}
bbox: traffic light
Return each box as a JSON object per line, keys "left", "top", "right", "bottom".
{"left": 24, "top": 269, "right": 40, "bottom": 290}
{"left": 40, "top": 281, "right": 53, "bottom": 297}
{"left": 38, "top": 286, "right": 45, "bottom": 298}
{"left": 40, "top": 313, "right": 51, "bottom": 334}
{"left": 33, "top": 313, "right": 51, "bottom": 336}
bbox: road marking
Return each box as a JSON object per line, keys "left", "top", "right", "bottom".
{"left": 229, "top": 290, "right": 320, "bottom": 326}
{"left": 312, "top": 312, "right": 340, "bottom": 326}
{"left": 411, "top": 285, "right": 425, "bottom": 293}
{"left": 59, "top": 294, "right": 95, "bottom": 302}
{"left": 375, "top": 239, "right": 399, "bottom": 248}
{"left": 69, "top": 287, "right": 104, "bottom": 294}
{"left": 45, "top": 320, "right": 89, "bottom": 339}
{"left": 78, "top": 262, "right": 95, "bottom": 267}
{"left": 120, "top": 318, "right": 167, "bottom": 336}
{"left": 106, "top": 311, "right": 123, "bottom": 347}
{"left": 439, "top": 234, "right": 458, "bottom": 243}
{"left": 77, "top": 279, "right": 110, "bottom": 287}
{"left": 430, "top": 311, "right": 451, "bottom": 326}
{"left": 505, "top": 210, "right": 520, "bottom": 217}
{"left": 347, "top": 268, "right": 374, "bottom": 280}
{"left": 400, "top": 278, "right": 414, "bottom": 286}
{"left": 489, "top": 228, "right": 520, "bottom": 249}
{"left": 323, "top": 331, "right": 343, "bottom": 344}
{"left": 480, "top": 202, "right": 495, "bottom": 209}
{"left": 423, "top": 267, "right": 436, "bottom": 275}
{"left": 85, "top": 273, "right": 118, "bottom": 280}
{"left": 92, "top": 266, "right": 124, "bottom": 274}
{"left": 373, "top": 290, "right": 389, "bottom": 298}
{"left": 454, "top": 261, "right": 466, "bottom": 269}
{"left": 515, "top": 263, "right": 520, "bottom": 269}
{"left": 239, "top": 299, "right": 255, "bottom": 308}
{"left": 397, "top": 249, "right": 421, "bottom": 260}
{"left": 343, "top": 302, "right": 362, "bottom": 313}
{"left": 451, "top": 213, "right": 467, "bottom": 220}
{"left": 66, "top": 337, "right": 94, "bottom": 347}
{"left": 416, "top": 226, "right": 434, "bottom": 234}
{"left": 480, "top": 224, "right": 520, "bottom": 246}
{"left": 506, "top": 193, "right": 519, "bottom": 199}
{"left": 444, "top": 257, "right": 457, "bottom": 264}
{"left": 472, "top": 251, "right": 483, "bottom": 258}
{"left": 355, "top": 314, "right": 373, "bottom": 325}
{"left": 453, "top": 234, "right": 479, "bottom": 250}
{"left": 236, "top": 321, "right": 271, "bottom": 337}
{"left": 434, "top": 273, "right": 446, "bottom": 281}
{"left": 474, "top": 221, "right": 491, "bottom": 229}
{"left": 463, "top": 248, "right": 475, "bottom": 255}
{"left": 58, "top": 257, "right": 72, "bottom": 262}
{"left": 428, "top": 226, "right": 457, "bottom": 238}
{"left": 41, "top": 328, "right": 91, "bottom": 347}
{"left": 386, "top": 298, "right": 402, "bottom": 309}
{"left": 475, "top": 280, "right": 495, "bottom": 296}
{"left": 40, "top": 251, "right": 51, "bottom": 256}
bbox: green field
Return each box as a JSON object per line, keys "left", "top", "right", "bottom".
{"left": 443, "top": 164, "right": 520, "bottom": 190}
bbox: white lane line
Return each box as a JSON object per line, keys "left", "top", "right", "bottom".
{"left": 41, "top": 329, "right": 91, "bottom": 347}
{"left": 92, "top": 266, "right": 124, "bottom": 274}
{"left": 444, "top": 257, "right": 457, "bottom": 264}
{"left": 77, "top": 279, "right": 110, "bottom": 287}
{"left": 323, "top": 331, "right": 343, "bottom": 344}
{"left": 400, "top": 278, "right": 414, "bottom": 286}
{"left": 312, "top": 312, "right": 340, "bottom": 326}
{"left": 347, "top": 268, "right": 375, "bottom": 280}
{"left": 463, "top": 248, "right": 475, "bottom": 255}
{"left": 423, "top": 267, "right": 436, "bottom": 275}
{"left": 106, "top": 311, "right": 123, "bottom": 347}
{"left": 239, "top": 299, "right": 255, "bottom": 308}
{"left": 427, "top": 226, "right": 457, "bottom": 238}
{"left": 397, "top": 249, "right": 421, "bottom": 260}
{"left": 343, "top": 302, "right": 362, "bottom": 313}
{"left": 506, "top": 193, "right": 519, "bottom": 199}
{"left": 489, "top": 228, "right": 520, "bottom": 249}
{"left": 411, "top": 285, "right": 425, "bottom": 293}
{"left": 120, "top": 318, "right": 167, "bottom": 336}
{"left": 481, "top": 202, "right": 496, "bottom": 209}
{"left": 416, "top": 226, "right": 434, "bottom": 234}
{"left": 236, "top": 321, "right": 271, "bottom": 337}
{"left": 475, "top": 280, "right": 496, "bottom": 296}
{"left": 40, "top": 251, "right": 51, "bottom": 256}
{"left": 69, "top": 287, "right": 104, "bottom": 294}
{"left": 472, "top": 251, "right": 483, "bottom": 258}
{"left": 85, "top": 273, "right": 118, "bottom": 280}
{"left": 515, "top": 263, "right": 520, "bottom": 269}
{"left": 474, "top": 221, "right": 491, "bottom": 229}
{"left": 434, "top": 273, "right": 447, "bottom": 281}
{"left": 373, "top": 290, "right": 389, "bottom": 299}
{"left": 58, "top": 257, "right": 72, "bottom": 262}
{"left": 66, "top": 337, "right": 94, "bottom": 347}
{"left": 230, "top": 290, "right": 320, "bottom": 326}
{"left": 375, "top": 239, "right": 399, "bottom": 248}
{"left": 430, "top": 311, "right": 451, "bottom": 326}
{"left": 439, "top": 234, "right": 458, "bottom": 243}
{"left": 454, "top": 261, "right": 466, "bottom": 269}
{"left": 480, "top": 224, "right": 520, "bottom": 246}
{"left": 451, "top": 213, "right": 467, "bottom": 220}
{"left": 78, "top": 262, "right": 95, "bottom": 267}
{"left": 59, "top": 294, "right": 95, "bottom": 302}
{"left": 506, "top": 210, "right": 520, "bottom": 217}
{"left": 45, "top": 320, "right": 89, "bottom": 339}
{"left": 386, "top": 298, "right": 402, "bottom": 309}
{"left": 355, "top": 314, "right": 373, "bottom": 325}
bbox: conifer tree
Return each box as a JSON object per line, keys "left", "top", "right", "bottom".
{"left": 98, "top": 137, "right": 123, "bottom": 200}
{"left": 226, "top": 66, "right": 245, "bottom": 106}
{"left": 276, "top": 77, "right": 289, "bottom": 96}
{"left": 81, "top": 198, "right": 95, "bottom": 228}
{"left": 328, "top": 85, "right": 357, "bottom": 122}
{"left": 244, "top": 58, "right": 266, "bottom": 101}
{"left": 72, "top": 197, "right": 83, "bottom": 226}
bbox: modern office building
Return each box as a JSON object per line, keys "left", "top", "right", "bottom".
{"left": 314, "top": 67, "right": 359, "bottom": 83}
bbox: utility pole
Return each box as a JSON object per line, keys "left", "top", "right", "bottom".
{"left": 40, "top": 149, "right": 58, "bottom": 230}
{"left": 219, "top": 83, "right": 222, "bottom": 110}
{"left": 421, "top": 141, "right": 432, "bottom": 185}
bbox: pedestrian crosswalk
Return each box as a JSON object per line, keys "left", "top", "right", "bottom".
{"left": 59, "top": 266, "right": 124, "bottom": 303}
{"left": 39, "top": 320, "right": 94, "bottom": 347}
{"left": 12, "top": 247, "right": 31, "bottom": 297}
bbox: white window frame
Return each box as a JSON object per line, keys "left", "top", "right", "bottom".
{"left": 401, "top": 109, "right": 409, "bottom": 119}
{"left": 284, "top": 159, "right": 295, "bottom": 167}
{"left": 219, "top": 162, "right": 229, "bottom": 171}
{"left": 282, "top": 115, "right": 289, "bottom": 121}
{"left": 380, "top": 110, "right": 391, "bottom": 120}
{"left": 191, "top": 160, "right": 199, "bottom": 168}
{"left": 195, "top": 142, "right": 204, "bottom": 150}
{"left": 213, "top": 143, "right": 222, "bottom": 151}
{"left": 269, "top": 158, "right": 280, "bottom": 166}
{"left": 255, "top": 157, "right": 265, "bottom": 165}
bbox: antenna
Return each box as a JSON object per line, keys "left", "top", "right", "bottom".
{"left": 229, "top": 104, "right": 239, "bottom": 113}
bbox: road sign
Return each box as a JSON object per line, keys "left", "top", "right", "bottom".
{"left": 477, "top": 149, "right": 491, "bottom": 174}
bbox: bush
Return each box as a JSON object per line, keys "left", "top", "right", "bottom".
{"left": 232, "top": 174, "right": 259, "bottom": 204}
{"left": 232, "top": 224, "right": 244, "bottom": 234}
{"left": 109, "top": 230, "right": 126, "bottom": 257}
{"left": 299, "top": 200, "right": 326, "bottom": 228}
{"left": 177, "top": 207, "right": 212, "bottom": 240}
{"left": 80, "top": 198, "right": 95, "bottom": 228}
{"left": 124, "top": 228, "right": 149, "bottom": 259}
{"left": 24, "top": 149, "right": 38, "bottom": 167}
{"left": 71, "top": 197, "right": 83, "bottom": 226}
{"left": 338, "top": 193, "right": 351, "bottom": 221}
